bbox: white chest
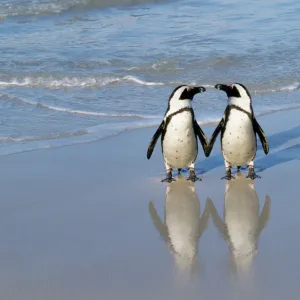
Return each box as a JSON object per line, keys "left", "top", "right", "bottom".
{"left": 222, "top": 109, "right": 256, "bottom": 166}
{"left": 225, "top": 183, "right": 259, "bottom": 255}
{"left": 162, "top": 111, "right": 197, "bottom": 168}
{"left": 165, "top": 184, "right": 200, "bottom": 258}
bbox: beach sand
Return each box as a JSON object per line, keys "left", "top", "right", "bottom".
{"left": 1, "top": 109, "right": 300, "bottom": 300}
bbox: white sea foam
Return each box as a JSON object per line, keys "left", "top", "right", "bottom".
{"left": 0, "top": 0, "right": 169, "bottom": 18}
{"left": 2, "top": 76, "right": 299, "bottom": 93}
{"left": 0, "top": 76, "right": 165, "bottom": 88}
{"left": 123, "top": 75, "right": 164, "bottom": 86}
{"left": 1, "top": 94, "right": 160, "bottom": 119}
{"left": 37, "top": 104, "right": 160, "bottom": 119}
{"left": 0, "top": 130, "right": 87, "bottom": 142}
{"left": 253, "top": 82, "right": 300, "bottom": 94}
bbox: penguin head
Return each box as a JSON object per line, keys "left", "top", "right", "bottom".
{"left": 215, "top": 83, "right": 252, "bottom": 112}
{"left": 169, "top": 85, "right": 206, "bottom": 103}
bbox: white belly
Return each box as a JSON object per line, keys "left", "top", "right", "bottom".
{"left": 162, "top": 112, "right": 197, "bottom": 169}
{"left": 222, "top": 109, "right": 256, "bottom": 166}
{"left": 165, "top": 179, "right": 200, "bottom": 268}
{"left": 225, "top": 178, "right": 259, "bottom": 256}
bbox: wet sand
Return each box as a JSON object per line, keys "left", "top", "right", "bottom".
{"left": 1, "top": 109, "right": 300, "bottom": 299}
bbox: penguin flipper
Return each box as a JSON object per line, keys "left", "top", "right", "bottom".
{"left": 149, "top": 201, "right": 169, "bottom": 244}
{"left": 253, "top": 118, "right": 269, "bottom": 154}
{"left": 257, "top": 195, "right": 271, "bottom": 237}
{"left": 197, "top": 198, "right": 211, "bottom": 240}
{"left": 208, "top": 198, "right": 230, "bottom": 242}
{"left": 193, "top": 120, "right": 209, "bottom": 157}
{"left": 147, "top": 121, "right": 164, "bottom": 159}
{"left": 206, "top": 118, "right": 225, "bottom": 156}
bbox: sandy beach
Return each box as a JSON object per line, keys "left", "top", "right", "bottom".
{"left": 0, "top": 108, "right": 300, "bottom": 299}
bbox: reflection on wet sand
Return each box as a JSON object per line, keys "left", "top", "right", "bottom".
{"left": 149, "top": 175, "right": 210, "bottom": 276}
{"left": 209, "top": 173, "right": 271, "bottom": 274}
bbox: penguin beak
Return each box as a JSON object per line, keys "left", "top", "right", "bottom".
{"left": 179, "top": 86, "right": 206, "bottom": 101}
{"left": 190, "top": 86, "right": 206, "bottom": 100}
{"left": 215, "top": 84, "right": 230, "bottom": 92}
{"left": 189, "top": 86, "right": 206, "bottom": 94}
{"left": 196, "top": 86, "right": 206, "bottom": 93}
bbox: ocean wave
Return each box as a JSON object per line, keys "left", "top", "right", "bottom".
{"left": 0, "top": 75, "right": 164, "bottom": 88}
{"left": 1, "top": 94, "right": 160, "bottom": 119}
{"left": 0, "top": 130, "right": 87, "bottom": 142}
{"left": 0, "top": 0, "right": 168, "bottom": 18}
{"left": 2, "top": 75, "right": 299, "bottom": 93}
{"left": 37, "top": 104, "right": 160, "bottom": 118}
{"left": 257, "top": 104, "right": 300, "bottom": 117}
{"left": 2, "top": 104, "right": 300, "bottom": 158}
{"left": 252, "top": 82, "right": 300, "bottom": 94}
{"left": 126, "top": 60, "right": 182, "bottom": 72}
{"left": 0, "top": 116, "right": 220, "bottom": 146}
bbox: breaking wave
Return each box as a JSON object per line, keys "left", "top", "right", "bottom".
{"left": 0, "top": 130, "right": 87, "bottom": 142}
{"left": 0, "top": 0, "right": 169, "bottom": 18}
{"left": 253, "top": 82, "right": 300, "bottom": 94}
{"left": 1, "top": 75, "right": 299, "bottom": 95}
{"left": 1, "top": 94, "right": 160, "bottom": 119}
{"left": 0, "top": 75, "right": 164, "bottom": 88}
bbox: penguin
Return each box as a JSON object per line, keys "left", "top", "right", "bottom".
{"left": 149, "top": 175, "right": 210, "bottom": 276}
{"left": 206, "top": 83, "right": 269, "bottom": 180}
{"left": 208, "top": 173, "right": 270, "bottom": 274}
{"left": 147, "top": 85, "right": 208, "bottom": 182}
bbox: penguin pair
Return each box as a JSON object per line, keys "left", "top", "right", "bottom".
{"left": 147, "top": 83, "right": 269, "bottom": 182}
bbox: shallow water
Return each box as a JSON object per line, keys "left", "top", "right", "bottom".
{"left": 1, "top": 0, "right": 300, "bottom": 155}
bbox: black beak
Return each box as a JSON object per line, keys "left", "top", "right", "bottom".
{"left": 215, "top": 84, "right": 229, "bottom": 92}
{"left": 178, "top": 86, "right": 206, "bottom": 100}
{"left": 189, "top": 86, "right": 206, "bottom": 94}
{"left": 196, "top": 86, "right": 206, "bottom": 93}
{"left": 188, "top": 86, "right": 206, "bottom": 100}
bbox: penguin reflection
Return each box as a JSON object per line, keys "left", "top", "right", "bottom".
{"left": 209, "top": 173, "right": 270, "bottom": 273}
{"left": 149, "top": 175, "right": 210, "bottom": 276}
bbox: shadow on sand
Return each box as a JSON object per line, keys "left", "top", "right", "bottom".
{"left": 195, "top": 124, "right": 300, "bottom": 175}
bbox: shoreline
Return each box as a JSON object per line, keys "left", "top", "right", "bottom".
{"left": 2, "top": 105, "right": 300, "bottom": 159}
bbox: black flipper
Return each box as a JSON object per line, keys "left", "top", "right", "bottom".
{"left": 197, "top": 198, "right": 210, "bottom": 240}
{"left": 206, "top": 118, "right": 225, "bottom": 157}
{"left": 253, "top": 118, "right": 269, "bottom": 154}
{"left": 208, "top": 198, "right": 230, "bottom": 242}
{"left": 193, "top": 120, "right": 209, "bottom": 157}
{"left": 147, "top": 121, "right": 164, "bottom": 159}
{"left": 257, "top": 195, "right": 271, "bottom": 237}
{"left": 149, "top": 201, "right": 169, "bottom": 244}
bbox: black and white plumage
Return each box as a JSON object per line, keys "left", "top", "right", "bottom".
{"left": 149, "top": 176, "right": 210, "bottom": 276}
{"left": 206, "top": 83, "right": 269, "bottom": 180}
{"left": 209, "top": 173, "right": 270, "bottom": 274}
{"left": 147, "top": 85, "right": 208, "bottom": 182}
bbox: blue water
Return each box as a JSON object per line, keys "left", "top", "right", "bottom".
{"left": 1, "top": 0, "right": 300, "bottom": 155}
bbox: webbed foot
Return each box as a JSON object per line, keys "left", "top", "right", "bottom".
{"left": 221, "top": 170, "right": 235, "bottom": 180}
{"left": 161, "top": 172, "right": 175, "bottom": 183}
{"left": 187, "top": 169, "right": 202, "bottom": 182}
{"left": 246, "top": 168, "right": 261, "bottom": 180}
